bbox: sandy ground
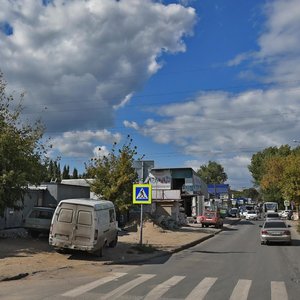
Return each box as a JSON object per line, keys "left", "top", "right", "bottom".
{"left": 0, "top": 221, "right": 210, "bottom": 281}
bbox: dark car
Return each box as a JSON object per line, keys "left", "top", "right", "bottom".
{"left": 23, "top": 207, "right": 55, "bottom": 238}
{"left": 228, "top": 208, "right": 239, "bottom": 218}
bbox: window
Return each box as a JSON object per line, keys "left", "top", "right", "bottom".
{"left": 57, "top": 208, "right": 73, "bottom": 223}
{"left": 77, "top": 210, "right": 92, "bottom": 226}
{"left": 109, "top": 209, "right": 115, "bottom": 223}
{"left": 264, "top": 222, "right": 286, "bottom": 228}
{"left": 29, "top": 209, "right": 53, "bottom": 219}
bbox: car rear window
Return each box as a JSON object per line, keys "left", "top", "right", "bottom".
{"left": 204, "top": 212, "right": 216, "bottom": 218}
{"left": 264, "top": 222, "right": 286, "bottom": 228}
{"left": 29, "top": 210, "right": 53, "bottom": 219}
{"left": 266, "top": 213, "right": 279, "bottom": 218}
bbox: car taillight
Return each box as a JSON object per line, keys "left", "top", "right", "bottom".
{"left": 94, "top": 229, "right": 98, "bottom": 240}
{"left": 284, "top": 230, "right": 291, "bottom": 235}
{"left": 261, "top": 230, "right": 268, "bottom": 234}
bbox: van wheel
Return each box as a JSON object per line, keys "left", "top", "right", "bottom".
{"left": 109, "top": 235, "right": 118, "bottom": 248}
{"left": 94, "top": 246, "right": 103, "bottom": 258}
{"left": 28, "top": 230, "right": 39, "bottom": 238}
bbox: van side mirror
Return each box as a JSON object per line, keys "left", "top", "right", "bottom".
{"left": 259, "top": 225, "right": 262, "bottom": 227}
{"left": 288, "top": 225, "right": 291, "bottom": 227}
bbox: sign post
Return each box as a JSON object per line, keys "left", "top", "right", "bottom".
{"left": 284, "top": 200, "right": 290, "bottom": 210}
{"left": 133, "top": 184, "right": 152, "bottom": 246}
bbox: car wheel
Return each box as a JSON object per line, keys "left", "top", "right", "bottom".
{"left": 95, "top": 245, "right": 103, "bottom": 257}
{"left": 108, "top": 235, "right": 118, "bottom": 248}
{"left": 261, "top": 241, "right": 265, "bottom": 245}
{"left": 28, "top": 230, "right": 40, "bottom": 238}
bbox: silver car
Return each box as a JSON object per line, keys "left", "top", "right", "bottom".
{"left": 23, "top": 207, "right": 55, "bottom": 238}
{"left": 260, "top": 220, "right": 292, "bottom": 245}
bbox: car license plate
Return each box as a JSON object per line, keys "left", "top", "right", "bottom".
{"left": 269, "top": 231, "right": 281, "bottom": 236}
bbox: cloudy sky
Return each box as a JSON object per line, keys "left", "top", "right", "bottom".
{"left": 1, "top": 0, "right": 300, "bottom": 189}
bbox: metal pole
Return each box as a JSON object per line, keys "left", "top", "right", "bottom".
{"left": 139, "top": 204, "right": 143, "bottom": 245}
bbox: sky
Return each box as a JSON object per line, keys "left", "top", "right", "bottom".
{"left": 1, "top": 0, "right": 300, "bottom": 190}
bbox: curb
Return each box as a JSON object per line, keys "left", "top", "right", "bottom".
{"left": 105, "top": 233, "right": 216, "bottom": 265}
{"left": 105, "top": 218, "right": 241, "bottom": 265}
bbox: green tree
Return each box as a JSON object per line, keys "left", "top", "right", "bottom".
{"left": 72, "top": 168, "right": 78, "bottom": 179}
{"left": 85, "top": 137, "right": 139, "bottom": 213}
{"left": 62, "top": 165, "right": 70, "bottom": 179}
{"left": 261, "top": 154, "right": 300, "bottom": 207}
{"left": 43, "top": 159, "right": 61, "bottom": 182}
{"left": 248, "top": 145, "right": 292, "bottom": 186}
{"left": 197, "top": 161, "right": 227, "bottom": 184}
{"left": 0, "top": 73, "right": 48, "bottom": 216}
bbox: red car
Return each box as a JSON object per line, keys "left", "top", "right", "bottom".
{"left": 197, "top": 211, "right": 224, "bottom": 228}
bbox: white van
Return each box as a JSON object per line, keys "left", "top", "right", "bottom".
{"left": 49, "top": 198, "right": 118, "bottom": 257}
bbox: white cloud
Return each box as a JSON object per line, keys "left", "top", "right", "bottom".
{"left": 50, "top": 129, "right": 121, "bottom": 157}
{"left": 93, "top": 146, "right": 110, "bottom": 159}
{"left": 0, "top": 0, "right": 196, "bottom": 132}
{"left": 123, "top": 120, "right": 140, "bottom": 130}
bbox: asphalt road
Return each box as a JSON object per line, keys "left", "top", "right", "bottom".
{"left": 1, "top": 219, "right": 300, "bottom": 299}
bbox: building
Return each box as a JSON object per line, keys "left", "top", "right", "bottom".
{"left": 0, "top": 182, "right": 90, "bottom": 230}
{"left": 147, "top": 167, "right": 208, "bottom": 222}
{"left": 207, "top": 183, "right": 231, "bottom": 208}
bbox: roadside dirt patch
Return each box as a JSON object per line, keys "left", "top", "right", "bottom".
{"left": 0, "top": 221, "right": 209, "bottom": 281}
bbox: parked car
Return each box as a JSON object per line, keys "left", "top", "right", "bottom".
{"left": 242, "top": 210, "right": 249, "bottom": 218}
{"left": 265, "top": 212, "right": 280, "bottom": 220}
{"left": 245, "top": 210, "right": 258, "bottom": 220}
{"left": 280, "top": 210, "right": 293, "bottom": 220}
{"left": 260, "top": 220, "right": 292, "bottom": 245}
{"left": 23, "top": 207, "right": 55, "bottom": 238}
{"left": 197, "top": 210, "right": 223, "bottom": 228}
{"left": 228, "top": 208, "right": 239, "bottom": 218}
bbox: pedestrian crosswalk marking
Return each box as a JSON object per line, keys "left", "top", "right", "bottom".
{"left": 229, "top": 279, "right": 252, "bottom": 300}
{"left": 101, "top": 274, "right": 155, "bottom": 300}
{"left": 61, "top": 272, "right": 126, "bottom": 297}
{"left": 271, "top": 281, "right": 288, "bottom": 300}
{"left": 143, "top": 275, "right": 185, "bottom": 300}
{"left": 60, "top": 273, "right": 290, "bottom": 300}
{"left": 185, "top": 277, "right": 217, "bottom": 299}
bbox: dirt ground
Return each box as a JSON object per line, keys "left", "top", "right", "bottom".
{"left": 0, "top": 221, "right": 210, "bottom": 281}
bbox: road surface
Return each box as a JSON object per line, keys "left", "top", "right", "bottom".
{"left": 1, "top": 219, "right": 300, "bottom": 299}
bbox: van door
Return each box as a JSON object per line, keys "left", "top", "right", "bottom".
{"left": 72, "top": 205, "right": 94, "bottom": 247}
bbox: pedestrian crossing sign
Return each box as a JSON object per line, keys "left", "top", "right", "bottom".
{"left": 133, "top": 184, "right": 152, "bottom": 204}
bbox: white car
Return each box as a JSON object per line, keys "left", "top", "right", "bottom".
{"left": 245, "top": 210, "right": 258, "bottom": 220}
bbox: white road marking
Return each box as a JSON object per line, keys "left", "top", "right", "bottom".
{"left": 185, "top": 277, "right": 218, "bottom": 300}
{"left": 100, "top": 273, "right": 156, "bottom": 300}
{"left": 229, "top": 279, "right": 252, "bottom": 300}
{"left": 143, "top": 275, "right": 185, "bottom": 300}
{"left": 61, "top": 272, "right": 126, "bottom": 297}
{"left": 271, "top": 281, "right": 288, "bottom": 300}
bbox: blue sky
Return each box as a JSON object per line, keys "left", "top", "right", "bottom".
{"left": 1, "top": 0, "right": 300, "bottom": 189}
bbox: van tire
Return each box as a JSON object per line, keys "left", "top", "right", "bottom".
{"left": 28, "top": 230, "right": 39, "bottom": 238}
{"left": 109, "top": 235, "right": 118, "bottom": 248}
{"left": 97, "top": 246, "right": 103, "bottom": 257}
